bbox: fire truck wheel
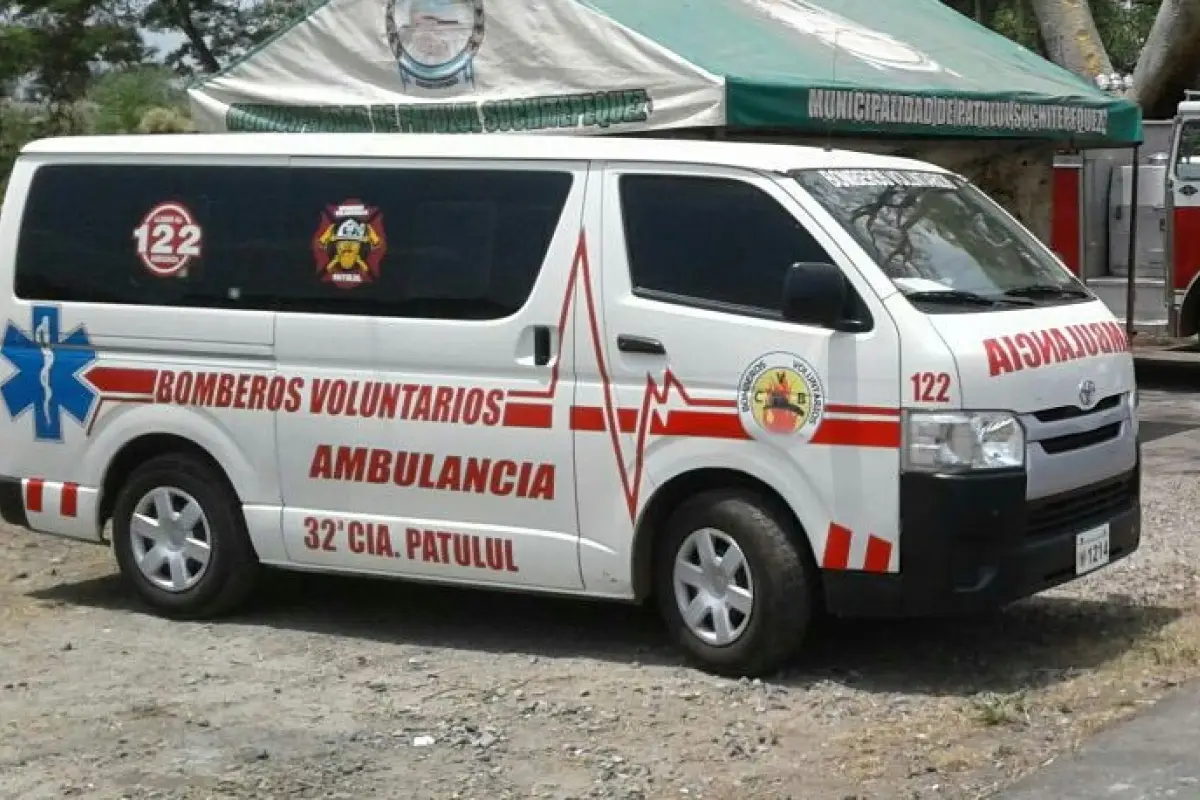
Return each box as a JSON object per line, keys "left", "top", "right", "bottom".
{"left": 111, "top": 453, "right": 260, "bottom": 619}
{"left": 654, "top": 489, "right": 814, "bottom": 678}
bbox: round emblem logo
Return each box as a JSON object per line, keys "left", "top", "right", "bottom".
{"left": 385, "top": 0, "right": 485, "bottom": 91}
{"left": 737, "top": 352, "right": 825, "bottom": 441}
{"left": 1078, "top": 378, "right": 1098, "bottom": 409}
{"left": 132, "top": 201, "right": 203, "bottom": 277}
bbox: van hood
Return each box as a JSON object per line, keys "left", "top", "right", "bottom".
{"left": 926, "top": 300, "right": 1135, "bottom": 414}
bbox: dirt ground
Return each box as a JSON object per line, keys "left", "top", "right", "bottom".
{"left": 3, "top": 377, "right": 1200, "bottom": 800}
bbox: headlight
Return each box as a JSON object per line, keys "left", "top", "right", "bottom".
{"left": 903, "top": 410, "right": 1025, "bottom": 472}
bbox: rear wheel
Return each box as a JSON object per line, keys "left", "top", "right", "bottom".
{"left": 111, "top": 453, "right": 259, "bottom": 618}
{"left": 654, "top": 489, "right": 815, "bottom": 677}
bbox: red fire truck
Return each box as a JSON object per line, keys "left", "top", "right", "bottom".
{"left": 1053, "top": 91, "right": 1200, "bottom": 339}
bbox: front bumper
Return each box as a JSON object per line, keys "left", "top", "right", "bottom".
{"left": 823, "top": 455, "right": 1141, "bottom": 618}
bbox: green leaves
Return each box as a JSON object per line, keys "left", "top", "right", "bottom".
{"left": 86, "top": 65, "right": 187, "bottom": 133}
{"left": 940, "top": 0, "right": 1158, "bottom": 72}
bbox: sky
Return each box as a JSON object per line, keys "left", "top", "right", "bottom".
{"left": 144, "top": 29, "right": 187, "bottom": 61}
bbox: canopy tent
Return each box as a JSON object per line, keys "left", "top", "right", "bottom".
{"left": 187, "top": 0, "right": 1142, "bottom": 146}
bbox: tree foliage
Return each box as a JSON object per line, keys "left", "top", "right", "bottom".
{"left": 940, "top": 0, "right": 1158, "bottom": 74}
{"left": 86, "top": 64, "right": 187, "bottom": 133}
{"left": 138, "top": 0, "right": 321, "bottom": 75}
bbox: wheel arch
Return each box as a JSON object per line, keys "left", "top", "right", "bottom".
{"left": 1178, "top": 273, "right": 1200, "bottom": 338}
{"left": 98, "top": 433, "right": 238, "bottom": 529}
{"left": 83, "top": 403, "right": 274, "bottom": 533}
{"left": 629, "top": 467, "right": 820, "bottom": 603}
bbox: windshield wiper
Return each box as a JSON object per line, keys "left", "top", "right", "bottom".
{"left": 902, "top": 289, "right": 1001, "bottom": 306}
{"left": 1002, "top": 284, "right": 1090, "bottom": 300}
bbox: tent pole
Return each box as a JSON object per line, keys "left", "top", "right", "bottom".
{"left": 1125, "top": 144, "right": 1140, "bottom": 341}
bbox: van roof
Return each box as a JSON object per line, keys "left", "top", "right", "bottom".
{"left": 21, "top": 133, "right": 949, "bottom": 175}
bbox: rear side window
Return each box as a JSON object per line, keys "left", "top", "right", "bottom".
{"left": 279, "top": 167, "right": 572, "bottom": 319}
{"left": 618, "top": 174, "right": 834, "bottom": 314}
{"left": 15, "top": 163, "right": 573, "bottom": 320}
{"left": 15, "top": 164, "right": 289, "bottom": 308}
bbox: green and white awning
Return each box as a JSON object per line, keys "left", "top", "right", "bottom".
{"left": 188, "top": 0, "right": 1142, "bottom": 145}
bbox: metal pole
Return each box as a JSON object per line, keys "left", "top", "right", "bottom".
{"left": 1164, "top": 119, "right": 1179, "bottom": 336}
{"left": 1076, "top": 153, "right": 1087, "bottom": 278}
{"left": 1125, "top": 144, "right": 1140, "bottom": 341}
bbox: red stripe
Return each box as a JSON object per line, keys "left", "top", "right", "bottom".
{"left": 569, "top": 406, "right": 746, "bottom": 439}
{"left": 85, "top": 366, "right": 157, "bottom": 395}
{"left": 25, "top": 479, "right": 44, "bottom": 513}
{"left": 825, "top": 404, "right": 901, "bottom": 417}
{"left": 570, "top": 406, "right": 606, "bottom": 432}
{"left": 652, "top": 410, "right": 747, "bottom": 439}
{"left": 863, "top": 535, "right": 892, "bottom": 573}
{"left": 822, "top": 523, "right": 852, "bottom": 570}
{"left": 60, "top": 483, "right": 78, "bottom": 518}
{"left": 502, "top": 402, "right": 553, "bottom": 429}
{"left": 811, "top": 419, "right": 900, "bottom": 448}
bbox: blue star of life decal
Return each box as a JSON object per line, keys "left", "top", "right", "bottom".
{"left": 0, "top": 305, "right": 98, "bottom": 442}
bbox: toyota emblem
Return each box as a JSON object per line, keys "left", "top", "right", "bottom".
{"left": 1078, "top": 379, "right": 1098, "bottom": 409}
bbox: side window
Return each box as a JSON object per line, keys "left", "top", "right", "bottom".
{"left": 14, "top": 163, "right": 573, "bottom": 321}
{"left": 278, "top": 167, "right": 574, "bottom": 319}
{"left": 1175, "top": 121, "right": 1200, "bottom": 181}
{"left": 15, "top": 164, "right": 289, "bottom": 308}
{"left": 618, "top": 174, "right": 835, "bottom": 314}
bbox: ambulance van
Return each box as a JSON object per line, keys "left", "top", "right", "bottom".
{"left": 0, "top": 133, "right": 1140, "bottom": 676}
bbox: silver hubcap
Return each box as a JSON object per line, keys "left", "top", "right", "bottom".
{"left": 673, "top": 527, "right": 754, "bottom": 647}
{"left": 129, "top": 486, "right": 212, "bottom": 593}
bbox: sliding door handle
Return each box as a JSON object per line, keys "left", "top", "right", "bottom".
{"left": 533, "top": 325, "right": 552, "bottom": 366}
{"left": 617, "top": 334, "right": 666, "bottom": 355}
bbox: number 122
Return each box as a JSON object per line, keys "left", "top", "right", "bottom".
{"left": 911, "top": 371, "right": 951, "bottom": 403}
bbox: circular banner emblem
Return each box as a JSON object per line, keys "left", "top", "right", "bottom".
{"left": 386, "top": 0, "right": 485, "bottom": 91}
{"left": 132, "top": 201, "right": 203, "bottom": 277}
{"left": 737, "top": 352, "right": 825, "bottom": 441}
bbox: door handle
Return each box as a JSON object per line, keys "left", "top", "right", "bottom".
{"left": 617, "top": 334, "right": 666, "bottom": 355}
{"left": 533, "top": 325, "right": 552, "bottom": 366}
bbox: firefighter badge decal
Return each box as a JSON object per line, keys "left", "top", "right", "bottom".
{"left": 737, "top": 351, "right": 825, "bottom": 442}
{"left": 312, "top": 200, "right": 387, "bottom": 289}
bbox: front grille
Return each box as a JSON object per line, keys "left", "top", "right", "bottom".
{"left": 1026, "top": 471, "right": 1135, "bottom": 539}
{"left": 1032, "top": 393, "right": 1121, "bottom": 423}
{"left": 1039, "top": 422, "right": 1121, "bottom": 454}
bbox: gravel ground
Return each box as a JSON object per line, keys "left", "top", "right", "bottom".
{"left": 2, "top": 373, "right": 1199, "bottom": 800}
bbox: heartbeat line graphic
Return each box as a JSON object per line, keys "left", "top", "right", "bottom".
{"left": 510, "top": 232, "right": 900, "bottom": 520}
{"left": 510, "top": 233, "right": 739, "bottom": 518}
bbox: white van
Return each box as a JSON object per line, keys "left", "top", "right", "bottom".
{"left": 0, "top": 133, "right": 1140, "bottom": 676}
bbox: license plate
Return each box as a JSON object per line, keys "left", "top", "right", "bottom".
{"left": 1075, "top": 525, "right": 1111, "bottom": 575}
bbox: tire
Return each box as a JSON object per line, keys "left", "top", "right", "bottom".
{"left": 654, "top": 489, "right": 814, "bottom": 677}
{"left": 111, "top": 453, "right": 259, "bottom": 619}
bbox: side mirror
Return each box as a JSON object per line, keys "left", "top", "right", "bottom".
{"left": 782, "top": 262, "right": 868, "bottom": 331}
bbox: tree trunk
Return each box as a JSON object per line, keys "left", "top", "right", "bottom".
{"left": 169, "top": 0, "right": 222, "bottom": 73}
{"left": 1130, "top": 0, "right": 1200, "bottom": 119}
{"left": 1027, "top": 0, "right": 1113, "bottom": 80}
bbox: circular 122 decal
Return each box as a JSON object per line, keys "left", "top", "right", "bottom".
{"left": 132, "top": 201, "right": 203, "bottom": 277}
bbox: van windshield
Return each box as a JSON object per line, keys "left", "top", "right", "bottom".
{"left": 791, "top": 168, "right": 1090, "bottom": 310}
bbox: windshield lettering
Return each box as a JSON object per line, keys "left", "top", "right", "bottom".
{"left": 816, "top": 169, "right": 958, "bottom": 189}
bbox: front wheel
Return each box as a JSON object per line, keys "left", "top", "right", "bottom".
{"left": 111, "top": 453, "right": 260, "bottom": 619}
{"left": 654, "top": 490, "right": 815, "bottom": 677}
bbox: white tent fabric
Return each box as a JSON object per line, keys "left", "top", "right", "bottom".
{"left": 188, "top": 0, "right": 725, "bottom": 134}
